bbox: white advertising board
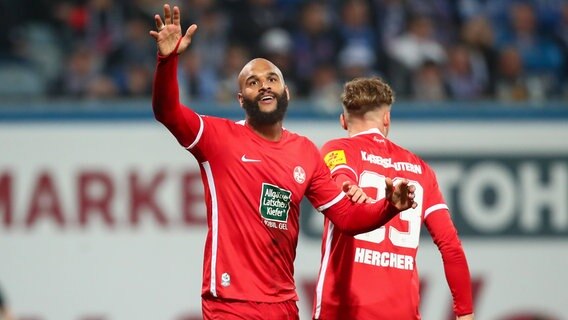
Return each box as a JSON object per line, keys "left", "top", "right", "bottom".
{"left": 1, "top": 119, "right": 567, "bottom": 320}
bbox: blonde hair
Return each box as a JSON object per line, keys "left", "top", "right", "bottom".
{"left": 341, "top": 77, "right": 394, "bottom": 116}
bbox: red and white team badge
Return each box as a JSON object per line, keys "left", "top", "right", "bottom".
{"left": 293, "top": 166, "right": 306, "bottom": 184}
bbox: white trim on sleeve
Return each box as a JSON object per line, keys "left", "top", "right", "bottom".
{"left": 330, "top": 165, "right": 358, "bottom": 182}
{"left": 424, "top": 203, "right": 449, "bottom": 219}
{"left": 185, "top": 114, "right": 204, "bottom": 150}
{"left": 317, "top": 192, "right": 346, "bottom": 212}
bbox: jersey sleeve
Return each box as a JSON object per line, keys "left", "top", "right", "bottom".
{"left": 321, "top": 139, "right": 359, "bottom": 186}
{"left": 423, "top": 165, "right": 473, "bottom": 316}
{"left": 152, "top": 53, "right": 202, "bottom": 149}
{"left": 152, "top": 52, "right": 222, "bottom": 161}
{"left": 421, "top": 165, "right": 449, "bottom": 220}
{"left": 307, "top": 144, "right": 400, "bottom": 235}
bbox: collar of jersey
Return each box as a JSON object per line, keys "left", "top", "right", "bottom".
{"left": 352, "top": 128, "right": 385, "bottom": 138}
{"left": 237, "top": 119, "right": 289, "bottom": 145}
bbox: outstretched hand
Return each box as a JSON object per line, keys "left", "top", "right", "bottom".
{"left": 385, "top": 178, "right": 417, "bottom": 211}
{"left": 149, "top": 4, "right": 197, "bottom": 56}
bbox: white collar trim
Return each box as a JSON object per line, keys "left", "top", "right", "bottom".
{"left": 352, "top": 128, "right": 385, "bottom": 138}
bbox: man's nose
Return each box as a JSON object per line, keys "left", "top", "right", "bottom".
{"left": 260, "top": 80, "right": 271, "bottom": 90}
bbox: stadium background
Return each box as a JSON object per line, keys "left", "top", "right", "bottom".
{"left": 1, "top": 0, "right": 567, "bottom": 319}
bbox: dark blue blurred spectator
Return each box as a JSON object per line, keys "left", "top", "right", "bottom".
{"left": 411, "top": 60, "right": 448, "bottom": 101}
{"left": 216, "top": 43, "right": 251, "bottom": 103}
{"left": 178, "top": 49, "right": 217, "bottom": 102}
{"left": 0, "top": 0, "right": 565, "bottom": 104}
{"left": 291, "top": 1, "right": 340, "bottom": 96}
{"left": 191, "top": 5, "right": 229, "bottom": 74}
{"left": 337, "top": 0, "right": 377, "bottom": 51}
{"left": 494, "top": 46, "right": 545, "bottom": 102}
{"left": 226, "top": 0, "right": 286, "bottom": 55}
{"left": 460, "top": 16, "right": 498, "bottom": 95}
{"left": 405, "top": 0, "right": 459, "bottom": 44}
{"left": 495, "top": 1, "right": 564, "bottom": 96}
{"left": 386, "top": 14, "right": 447, "bottom": 96}
{"left": 445, "top": 44, "right": 488, "bottom": 100}
{"left": 309, "top": 63, "right": 343, "bottom": 114}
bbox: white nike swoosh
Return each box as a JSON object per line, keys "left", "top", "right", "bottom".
{"left": 241, "top": 155, "right": 261, "bottom": 163}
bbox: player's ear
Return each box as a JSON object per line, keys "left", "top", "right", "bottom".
{"left": 340, "top": 113, "right": 347, "bottom": 131}
{"left": 383, "top": 109, "right": 391, "bottom": 136}
{"left": 383, "top": 110, "right": 391, "bottom": 128}
{"left": 237, "top": 92, "right": 244, "bottom": 107}
{"left": 285, "top": 86, "right": 290, "bottom": 100}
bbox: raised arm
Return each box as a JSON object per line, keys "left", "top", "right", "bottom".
{"left": 150, "top": 4, "right": 201, "bottom": 148}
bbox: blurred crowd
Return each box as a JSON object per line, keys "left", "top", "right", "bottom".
{"left": 0, "top": 0, "right": 567, "bottom": 110}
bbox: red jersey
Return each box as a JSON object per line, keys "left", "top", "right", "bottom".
{"left": 313, "top": 129, "right": 473, "bottom": 319}
{"left": 152, "top": 54, "right": 402, "bottom": 304}
{"left": 192, "top": 116, "right": 344, "bottom": 302}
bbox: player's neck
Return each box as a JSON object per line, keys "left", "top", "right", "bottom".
{"left": 347, "top": 121, "right": 387, "bottom": 138}
{"left": 247, "top": 121, "right": 283, "bottom": 141}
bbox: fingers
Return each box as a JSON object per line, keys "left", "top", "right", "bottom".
{"left": 173, "top": 5, "right": 181, "bottom": 26}
{"left": 386, "top": 178, "right": 418, "bottom": 211}
{"left": 385, "top": 177, "right": 393, "bottom": 199}
{"left": 350, "top": 188, "right": 367, "bottom": 204}
{"left": 385, "top": 177, "right": 393, "bottom": 189}
{"left": 164, "top": 4, "right": 172, "bottom": 25}
{"left": 342, "top": 181, "right": 368, "bottom": 204}
{"left": 154, "top": 14, "right": 164, "bottom": 31}
{"left": 342, "top": 181, "right": 352, "bottom": 193}
{"left": 150, "top": 14, "right": 163, "bottom": 39}
{"left": 184, "top": 24, "right": 198, "bottom": 41}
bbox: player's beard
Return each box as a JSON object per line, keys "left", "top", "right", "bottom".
{"left": 242, "top": 91, "right": 289, "bottom": 126}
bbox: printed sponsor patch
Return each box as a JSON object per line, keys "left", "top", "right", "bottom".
{"left": 259, "top": 183, "right": 291, "bottom": 223}
{"left": 324, "top": 150, "right": 347, "bottom": 170}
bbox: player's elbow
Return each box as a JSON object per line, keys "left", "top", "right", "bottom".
{"left": 152, "top": 107, "right": 172, "bottom": 126}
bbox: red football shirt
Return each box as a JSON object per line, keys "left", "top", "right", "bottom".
{"left": 313, "top": 129, "right": 473, "bottom": 319}
{"left": 152, "top": 54, "right": 402, "bottom": 304}
{"left": 192, "top": 116, "right": 348, "bottom": 302}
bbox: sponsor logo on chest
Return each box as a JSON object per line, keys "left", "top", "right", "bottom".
{"left": 259, "top": 183, "right": 292, "bottom": 230}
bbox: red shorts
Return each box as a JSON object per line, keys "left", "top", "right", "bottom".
{"left": 202, "top": 296, "right": 299, "bottom": 320}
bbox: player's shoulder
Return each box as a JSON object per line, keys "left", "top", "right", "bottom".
{"left": 200, "top": 114, "right": 237, "bottom": 127}
{"left": 387, "top": 140, "right": 435, "bottom": 173}
{"left": 321, "top": 137, "right": 352, "bottom": 152}
{"left": 202, "top": 117, "right": 256, "bottom": 134}
{"left": 285, "top": 129, "right": 318, "bottom": 146}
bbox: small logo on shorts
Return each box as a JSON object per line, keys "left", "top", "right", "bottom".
{"left": 221, "top": 272, "right": 231, "bottom": 287}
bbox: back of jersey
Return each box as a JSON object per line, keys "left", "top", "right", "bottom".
{"left": 314, "top": 128, "right": 446, "bottom": 320}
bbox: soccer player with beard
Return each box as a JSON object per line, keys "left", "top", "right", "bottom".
{"left": 313, "top": 77, "right": 474, "bottom": 320}
{"left": 149, "top": 4, "right": 418, "bottom": 320}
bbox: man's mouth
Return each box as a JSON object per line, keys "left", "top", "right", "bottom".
{"left": 259, "top": 95, "right": 275, "bottom": 103}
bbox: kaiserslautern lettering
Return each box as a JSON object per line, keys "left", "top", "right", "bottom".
{"left": 361, "top": 151, "right": 422, "bottom": 174}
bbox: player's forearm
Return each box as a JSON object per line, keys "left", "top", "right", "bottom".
{"left": 428, "top": 213, "right": 474, "bottom": 316}
{"left": 152, "top": 53, "right": 202, "bottom": 147}
{"left": 324, "top": 197, "right": 399, "bottom": 235}
{"left": 444, "top": 249, "right": 474, "bottom": 316}
{"left": 457, "top": 313, "right": 474, "bottom": 320}
{"left": 152, "top": 53, "right": 182, "bottom": 124}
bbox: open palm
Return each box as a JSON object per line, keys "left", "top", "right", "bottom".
{"left": 149, "top": 4, "right": 197, "bottom": 56}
